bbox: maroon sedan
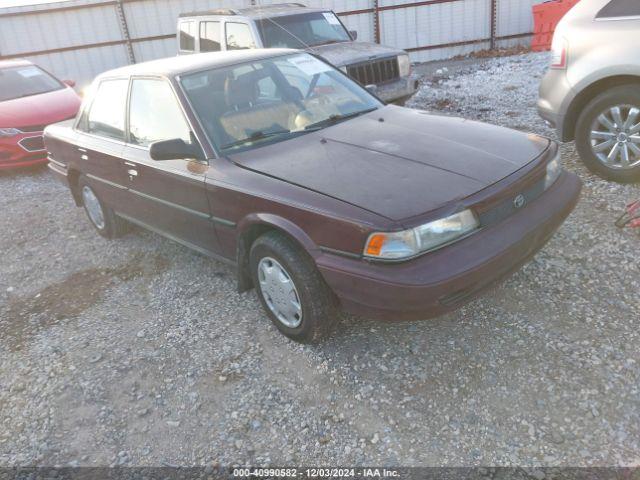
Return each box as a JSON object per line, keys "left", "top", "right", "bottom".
{"left": 0, "top": 59, "right": 81, "bottom": 169}
{"left": 44, "top": 49, "right": 581, "bottom": 342}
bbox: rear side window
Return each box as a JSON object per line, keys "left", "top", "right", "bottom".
{"left": 128, "top": 79, "right": 191, "bottom": 147}
{"left": 200, "top": 21, "right": 221, "bottom": 52}
{"left": 179, "top": 21, "right": 195, "bottom": 51}
{"left": 86, "top": 79, "right": 128, "bottom": 140}
{"left": 226, "top": 22, "right": 256, "bottom": 50}
{"left": 596, "top": 0, "right": 640, "bottom": 18}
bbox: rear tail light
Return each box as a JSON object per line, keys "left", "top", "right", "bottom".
{"left": 550, "top": 37, "right": 568, "bottom": 69}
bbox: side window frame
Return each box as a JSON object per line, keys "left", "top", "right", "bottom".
{"left": 224, "top": 21, "right": 257, "bottom": 51}
{"left": 179, "top": 21, "right": 196, "bottom": 52}
{"left": 126, "top": 75, "right": 200, "bottom": 153}
{"left": 199, "top": 20, "right": 222, "bottom": 52}
{"left": 76, "top": 77, "right": 130, "bottom": 142}
{"left": 596, "top": 0, "right": 640, "bottom": 19}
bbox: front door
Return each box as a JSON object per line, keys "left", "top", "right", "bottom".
{"left": 120, "top": 77, "right": 220, "bottom": 255}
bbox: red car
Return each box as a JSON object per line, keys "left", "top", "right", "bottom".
{"left": 0, "top": 59, "right": 81, "bottom": 169}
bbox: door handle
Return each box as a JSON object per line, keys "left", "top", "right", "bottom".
{"left": 80, "top": 154, "right": 88, "bottom": 161}
{"left": 127, "top": 169, "right": 138, "bottom": 177}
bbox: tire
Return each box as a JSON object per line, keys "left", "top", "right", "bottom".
{"left": 249, "top": 231, "right": 338, "bottom": 343}
{"left": 78, "top": 175, "right": 128, "bottom": 239}
{"left": 575, "top": 85, "right": 640, "bottom": 183}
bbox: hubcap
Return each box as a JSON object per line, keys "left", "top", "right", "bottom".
{"left": 257, "top": 257, "right": 302, "bottom": 328}
{"left": 590, "top": 105, "right": 640, "bottom": 170}
{"left": 82, "top": 185, "right": 105, "bottom": 230}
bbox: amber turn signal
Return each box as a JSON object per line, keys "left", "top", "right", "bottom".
{"left": 365, "top": 234, "right": 387, "bottom": 256}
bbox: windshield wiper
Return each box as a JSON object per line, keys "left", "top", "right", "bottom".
{"left": 221, "top": 128, "right": 292, "bottom": 150}
{"left": 304, "top": 108, "right": 379, "bottom": 131}
{"left": 314, "top": 39, "right": 343, "bottom": 46}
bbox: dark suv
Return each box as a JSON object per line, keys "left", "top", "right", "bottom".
{"left": 177, "top": 3, "right": 418, "bottom": 105}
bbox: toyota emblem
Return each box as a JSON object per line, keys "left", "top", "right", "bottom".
{"left": 514, "top": 194, "right": 526, "bottom": 209}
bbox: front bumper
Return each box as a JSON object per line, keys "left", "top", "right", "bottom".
{"left": 0, "top": 133, "right": 47, "bottom": 169}
{"left": 316, "top": 171, "right": 582, "bottom": 320}
{"left": 376, "top": 75, "right": 419, "bottom": 104}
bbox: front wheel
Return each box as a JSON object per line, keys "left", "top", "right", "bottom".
{"left": 249, "top": 231, "right": 338, "bottom": 343}
{"left": 575, "top": 85, "right": 640, "bottom": 183}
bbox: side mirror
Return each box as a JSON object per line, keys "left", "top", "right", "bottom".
{"left": 349, "top": 30, "right": 358, "bottom": 41}
{"left": 149, "top": 138, "right": 204, "bottom": 161}
{"left": 365, "top": 84, "right": 378, "bottom": 95}
{"left": 63, "top": 79, "right": 76, "bottom": 88}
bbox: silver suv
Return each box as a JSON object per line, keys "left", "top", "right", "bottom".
{"left": 177, "top": 3, "right": 418, "bottom": 105}
{"left": 538, "top": 0, "right": 640, "bottom": 183}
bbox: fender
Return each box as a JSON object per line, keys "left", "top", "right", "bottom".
{"left": 235, "top": 213, "right": 321, "bottom": 292}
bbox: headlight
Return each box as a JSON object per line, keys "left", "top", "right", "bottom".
{"left": 364, "top": 209, "right": 479, "bottom": 260}
{"left": 0, "top": 128, "right": 21, "bottom": 138}
{"left": 398, "top": 54, "right": 411, "bottom": 77}
{"left": 544, "top": 153, "right": 562, "bottom": 189}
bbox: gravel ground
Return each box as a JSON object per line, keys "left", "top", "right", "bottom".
{"left": 1, "top": 52, "right": 639, "bottom": 468}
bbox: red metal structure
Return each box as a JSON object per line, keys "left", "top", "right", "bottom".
{"left": 532, "top": 0, "right": 581, "bottom": 51}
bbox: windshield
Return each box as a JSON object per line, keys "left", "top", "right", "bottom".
{"left": 257, "top": 12, "right": 351, "bottom": 49}
{"left": 180, "top": 53, "right": 382, "bottom": 154}
{"left": 0, "top": 65, "right": 64, "bottom": 102}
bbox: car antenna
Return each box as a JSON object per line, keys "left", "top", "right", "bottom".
{"left": 253, "top": 0, "right": 313, "bottom": 50}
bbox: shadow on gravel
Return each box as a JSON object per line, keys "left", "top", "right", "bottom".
{"left": 0, "top": 253, "right": 169, "bottom": 352}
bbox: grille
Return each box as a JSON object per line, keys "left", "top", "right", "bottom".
{"left": 18, "top": 135, "right": 45, "bottom": 152}
{"left": 478, "top": 177, "right": 546, "bottom": 227}
{"left": 18, "top": 124, "right": 46, "bottom": 133}
{"left": 347, "top": 57, "right": 399, "bottom": 86}
{"left": 17, "top": 115, "right": 76, "bottom": 133}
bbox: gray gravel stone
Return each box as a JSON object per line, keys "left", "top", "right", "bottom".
{"left": 0, "top": 51, "right": 638, "bottom": 467}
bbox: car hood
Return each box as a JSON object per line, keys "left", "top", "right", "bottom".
{"left": 0, "top": 87, "right": 81, "bottom": 128}
{"left": 308, "top": 41, "right": 403, "bottom": 67}
{"left": 229, "top": 106, "right": 549, "bottom": 221}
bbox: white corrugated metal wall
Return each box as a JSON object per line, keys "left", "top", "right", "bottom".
{"left": 0, "top": 0, "right": 543, "bottom": 88}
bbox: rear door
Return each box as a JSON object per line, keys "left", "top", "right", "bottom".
{"left": 74, "top": 78, "right": 129, "bottom": 213}
{"left": 120, "top": 77, "right": 220, "bottom": 254}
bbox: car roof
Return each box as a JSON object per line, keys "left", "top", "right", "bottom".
{"left": 96, "top": 49, "right": 299, "bottom": 80}
{"left": 0, "top": 59, "right": 33, "bottom": 69}
{"left": 178, "top": 3, "right": 326, "bottom": 20}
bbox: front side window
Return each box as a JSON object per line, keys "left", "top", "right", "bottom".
{"left": 596, "top": 0, "right": 640, "bottom": 18}
{"left": 0, "top": 65, "right": 64, "bottom": 102}
{"left": 226, "top": 23, "right": 256, "bottom": 50}
{"left": 200, "top": 21, "right": 221, "bottom": 52}
{"left": 128, "top": 79, "right": 191, "bottom": 147}
{"left": 86, "top": 79, "right": 128, "bottom": 140}
{"left": 180, "top": 53, "right": 381, "bottom": 153}
{"left": 179, "top": 21, "right": 195, "bottom": 51}
{"left": 257, "top": 12, "right": 351, "bottom": 49}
